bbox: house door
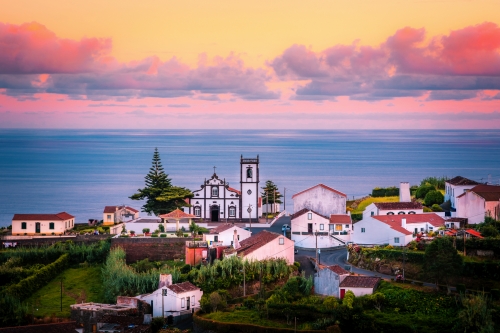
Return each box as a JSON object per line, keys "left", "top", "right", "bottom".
{"left": 308, "top": 223, "right": 313, "bottom": 234}
{"left": 186, "top": 296, "right": 190, "bottom": 310}
{"left": 340, "top": 289, "right": 346, "bottom": 299}
{"left": 35, "top": 222, "right": 41, "bottom": 233}
{"left": 211, "top": 206, "right": 219, "bottom": 222}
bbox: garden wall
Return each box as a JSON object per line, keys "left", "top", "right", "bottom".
{"left": 111, "top": 237, "right": 192, "bottom": 263}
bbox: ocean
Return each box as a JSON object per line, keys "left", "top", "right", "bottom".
{"left": 0, "top": 129, "right": 499, "bottom": 227}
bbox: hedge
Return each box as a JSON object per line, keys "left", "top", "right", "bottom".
{"left": 362, "top": 248, "right": 425, "bottom": 264}
{"left": 371, "top": 187, "right": 400, "bottom": 198}
{"left": 6, "top": 253, "right": 69, "bottom": 300}
{"left": 193, "top": 311, "right": 327, "bottom": 333}
{"left": 456, "top": 238, "right": 500, "bottom": 256}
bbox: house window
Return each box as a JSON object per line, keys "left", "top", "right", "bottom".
{"left": 394, "top": 237, "right": 400, "bottom": 244}
{"left": 49, "top": 223, "right": 55, "bottom": 230}
{"left": 65, "top": 222, "right": 67, "bottom": 228}
{"left": 371, "top": 211, "right": 374, "bottom": 216}
{"left": 307, "top": 213, "right": 312, "bottom": 220}
{"left": 181, "top": 298, "right": 185, "bottom": 308}
{"left": 429, "top": 227, "right": 434, "bottom": 230}
{"left": 194, "top": 206, "right": 201, "bottom": 217}
{"left": 414, "top": 228, "right": 418, "bottom": 233}
{"left": 319, "top": 224, "right": 324, "bottom": 230}
{"left": 408, "top": 211, "right": 416, "bottom": 214}
{"left": 212, "top": 187, "right": 219, "bottom": 197}
{"left": 420, "top": 228, "right": 424, "bottom": 232}
{"left": 229, "top": 206, "right": 236, "bottom": 217}
{"left": 107, "top": 214, "right": 111, "bottom": 220}
{"left": 279, "top": 237, "right": 284, "bottom": 245}
{"left": 214, "top": 236, "right": 218, "bottom": 242}
{"left": 335, "top": 224, "right": 342, "bottom": 231}
{"left": 361, "top": 228, "right": 366, "bottom": 233}
{"left": 387, "top": 212, "right": 394, "bottom": 215}
{"left": 345, "top": 224, "right": 349, "bottom": 228}
{"left": 191, "top": 296, "right": 195, "bottom": 307}
{"left": 398, "top": 211, "right": 405, "bottom": 215}
{"left": 21, "top": 222, "right": 27, "bottom": 229}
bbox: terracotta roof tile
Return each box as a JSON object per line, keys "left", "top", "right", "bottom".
{"left": 228, "top": 230, "right": 280, "bottom": 256}
{"left": 466, "top": 229, "right": 483, "bottom": 238}
{"left": 372, "top": 213, "right": 445, "bottom": 235}
{"left": 167, "top": 281, "right": 200, "bottom": 294}
{"left": 12, "top": 212, "right": 74, "bottom": 221}
{"left": 329, "top": 215, "right": 352, "bottom": 224}
{"left": 291, "top": 208, "right": 328, "bottom": 220}
{"left": 469, "top": 184, "right": 500, "bottom": 201}
{"left": 159, "top": 209, "right": 196, "bottom": 219}
{"left": 374, "top": 202, "right": 422, "bottom": 210}
{"left": 209, "top": 224, "right": 236, "bottom": 234}
{"left": 292, "top": 184, "right": 346, "bottom": 199}
{"left": 227, "top": 187, "right": 241, "bottom": 195}
{"left": 340, "top": 276, "right": 380, "bottom": 288}
{"left": 447, "top": 176, "right": 480, "bottom": 186}
{"left": 104, "top": 206, "right": 118, "bottom": 213}
{"left": 326, "top": 265, "right": 350, "bottom": 275}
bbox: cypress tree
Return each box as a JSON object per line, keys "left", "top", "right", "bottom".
{"left": 130, "top": 148, "right": 193, "bottom": 216}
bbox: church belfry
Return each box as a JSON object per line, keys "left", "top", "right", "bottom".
{"left": 240, "top": 155, "right": 259, "bottom": 219}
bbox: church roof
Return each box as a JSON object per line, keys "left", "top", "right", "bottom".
{"left": 227, "top": 187, "right": 241, "bottom": 195}
{"left": 159, "top": 209, "right": 196, "bottom": 219}
{"left": 292, "top": 184, "right": 346, "bottom": 199}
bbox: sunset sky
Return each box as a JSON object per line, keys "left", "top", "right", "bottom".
{"left": 1, "top": 0, "right": 500, "bottom": 129}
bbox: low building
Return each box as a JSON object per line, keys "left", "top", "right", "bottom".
{"left": 103, "top": 206, "right": 139, "bottom": 226}
{"left": 339, "top": 276, "right": 381, "bottom": 298}
{"left": 456, "top": 184, "right": 500, "bottom": 224}
{"left": 445, "top": 176, "right": 480, "bottom": 209}
{"left": 291, "top": 209, "right": 351, "bottom": 248}
{"left": 204, "top": 224, "right": 252, "bottom": 246}
{"left": 224, "top": 230, "right": 295, "bottom": 264}
{"left": 362, "top": 202, "right": 423, "bottom": 219}
{"left": 352, "top": 214, "right": 445, "bottom": 246}
{"left": 135, "top": 274, "right": 202, "bottom": 318}
{"left": 11, "top": 212, "right": 75, "bottom": 236}
{"left": 314, "top": 265, "right": 350, "bottom": 297}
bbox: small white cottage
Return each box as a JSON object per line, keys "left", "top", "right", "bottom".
{"left": 339, "top": 276, "right": 380, "bottom": 298}
{"left": 204, "top": 224, "right": 252, "bottom": 246}
{"left": 11, "top": 212, "right": 75, "bottom": 236}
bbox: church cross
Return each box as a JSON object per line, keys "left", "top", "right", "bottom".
{"left": 213, "top": 166, "right": 216, "bottom": 174}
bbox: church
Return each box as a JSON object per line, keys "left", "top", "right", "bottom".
{"left": 184, "top": 155, "right": 261, "bottom": 222}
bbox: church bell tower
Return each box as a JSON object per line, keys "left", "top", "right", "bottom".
{"left": 240, "top": 155, "right": 259, "bottom": 220}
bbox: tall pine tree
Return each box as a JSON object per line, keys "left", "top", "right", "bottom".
{"left": 130, "top": 148, "right": 193, "bottom": 216}
{"left": 261, "top": 180, "right": 283, "bottom": 213}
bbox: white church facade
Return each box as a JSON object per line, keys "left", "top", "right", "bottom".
{"left": 185, "top": 156, "right": 261, "bottom": 222}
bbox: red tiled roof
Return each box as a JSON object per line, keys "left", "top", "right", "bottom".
{"left": 446, "top": 217, "right": 468, "bottom": 222}
{"left": 469, "top": 184, "right": 500, "bottom": 202}
{"left": 125, "top": 206, "right": 139, "bottom": 213}
{"left": 466, "top": 229, "right": 483, "bottom": 238}
{"left": 291, "top": 208, "right": 328, "bottom": 220}
{"left": 0, "top": 322, "right": 78, "bottom": 333}
{"left": 326, "top": 265, "right": 350, "bottom": 275}
{"left": 228, "top": 230, "right": 281, "bottom": 256}
{"left": 292, "top": 184, "right": 346, "bottom": 199}
{"left": 340, "top": 276, "right": 380, "bottom": 289}
{"left": 374, "top": 202, "right": 422, "bottom": 210}
{"left": 447, "top": 176, "right": 480, "bottom": 186}
{"left": 209, "top": 224, "right": 236, "bottom": 234}
{"left": 104, "top": 206, "right": 118, "bottom": 213}
{"left": 12, "top": 212, "right": 74, "bottom": 221}
{"left": 159, "top": 209, "right": 196, "bottom": 219}
{"left": 227, "top": 187, "right": 241, "bottom": 195}
{"left": 167, "top": 281, "right": 200, "bottom": 294}
{"left": 372, "top": 213, "right": 445, "bottom": 235}
{"left": 329, "top": 215, "right": 352, "bottom": 224}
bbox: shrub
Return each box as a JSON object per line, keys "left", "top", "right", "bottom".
{"left": 480, "top": 225, "right": 498, "bottom": 238}
{"left": 431, "top": 204, "right": 444, "bottom": 212}
{"left": 180, "top": 264, "right": 192, "bottom": 274}
{"left": 372, "top": 187, "right": 386, "bottom": 197}
{"left": 142, "top": 228, "right": 150, "bottom": 234}
{"left": 385, "top": 187, "right": 399, "bottom": 196}
{"left": 415, "top": 184, "right": 435, "bottom": 199}
{"left": 151, "top": 234, "right": 158, "bottom": 237}
{"left": 456, "top": 284, "right": 466, "bottom": 294}
{"left": 160, "top": 234, "right": 167, "bottom": 238}
{"left": 150, "top": 317, "right": 165, "bottom": 333}
{"left": 243, "top": 298, "right": 256, "bottom": 309}
{"left": 423, "top": 206, "right": 433, "bottom": 213}
{"left": 342, "top": 290, "right": 355, "bottom": 309}
{"left": 424, "top": 190, "right": 444, "bottom": 206}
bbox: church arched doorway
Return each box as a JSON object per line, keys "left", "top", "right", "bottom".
{"left": 210, "top": 205, "right": 220, "bottom": 222}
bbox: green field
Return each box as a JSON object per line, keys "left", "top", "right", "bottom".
{"left": 351, "top": 196, "right": 399, "bottom": 214}
{"left": 204, "top": 309, "right": 292, "bottom": 329}
{"left": 25, "top": 265, "right": 105, "bottom": 318}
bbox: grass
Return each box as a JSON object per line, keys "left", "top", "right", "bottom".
{"left": 204, "top": 309, "right": 293, "bottom": 329}
{"left": 25, "top": 265, "right": 105, "bottom": 318}
{"left": 351, "top": 196, "right": 399, "bottom": 214}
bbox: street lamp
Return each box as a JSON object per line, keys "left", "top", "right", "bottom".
{"left": 247, "top": 205, "right": 252, "bottom": 233}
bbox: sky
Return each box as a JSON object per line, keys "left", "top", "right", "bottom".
{"left": 1, "top": 0, "right": 500, "bottom": 129}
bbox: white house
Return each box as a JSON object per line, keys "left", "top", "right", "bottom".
{"left": 224, "top": 230, "right": 295, "bottom": 264}
{"left": 445, "top": 176, "right": 480, "bottom": 209}
{"left": 314, "top": 265, "right": 350, "bottom": 297}
{"left": 185, "top": 156, "right": 262, "bottom": 221}
{"left": 292, "top": 184, "right": 347, "bottom": 217}
{"left": 339, "top": 276, "right": 381, "bottom": 298}
{"left": 352, "top": 214, "right": 445, "bottom": 246}
{"left": 103, "top": 206, "right": 139, "bottom": 226}
{"left": 204, "top": 224, "right": 252, "bottom": 246}
{"left": 12, "top": 212, "right": 75, "bottom": 236}
{"left": 135, "top": 274, "right": 203, "bottom": 318}
{"left": 291, "top": 209, "right": 351, "bottom": 248}
{"left": 362, "top": 202, "right": 423, "bottom": 220}
{"left": 456, "top": 184, "right": 500, "bottom": 224}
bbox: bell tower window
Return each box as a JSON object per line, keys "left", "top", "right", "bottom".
{"left": 246, "top": 167, "right": 253, "bottom": 178}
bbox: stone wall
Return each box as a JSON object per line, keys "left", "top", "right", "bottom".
{"left": 111, "top": 237, "right": 193, "bottom": 263}
{"left": 4, "top": 234, "right": 110, "bottom": 247}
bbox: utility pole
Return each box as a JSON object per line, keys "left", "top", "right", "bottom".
{"left": 265, "top": 190, "right": 268, "bottom": 223}
{"left": 463, "top": 231, "right": 466, "bottom": 256}
{"left": 273, "top": 189, "right": 276, "bottom": 215}
{"left": 402, "top": 246, "right": 406, "bottom": 281}
{"left": 247, "top": 205, "right": 252, "bottom": 233}
{"left": 283, "top": 188, "right": 286, "bottom": 213}
{"left": 243, "top": 264, "right": 246, "bottom": 297}
{"left": 60, "top": 278, "right": 63, "bottom": 312}
{"left": 315, "top": 228, "right": 319, "bottom": 276}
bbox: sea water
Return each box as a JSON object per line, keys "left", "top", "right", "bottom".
{"left": 0, "top": 129, "right": 499, "bottom": 227}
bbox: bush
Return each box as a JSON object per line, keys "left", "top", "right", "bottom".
{"left": 160, "top": 234, "right": 167, "bottom": 238}
{"left": 431, "top": 204, "right": 443, "bottom": 212}
{"left": 342, "top": 290, "right": 355, "bottom": 309}
{"left": 151, "top": 234, "right": 158, "bottom": 237}
{"left": 180, "top": 264, "right": 192, "bottom": 274}
{"left": 243, "top": 298, "right": 256, "bottom": 309}
{"left": 385, "top": 187, "right": 399, "bottom": 196}
{"left": 480, "top": 225, "right": 499, "bottom": 238}
{"left": 456, "top": 284, "right": 466, "bottom": 294}
{"left": 415, "top": 184, "right": 435, "bottom": 199}
{"left": 150, "top": 317, "right": 165, "bottom": 333}
{"left": 372, "top": 188, "right": 386, "bottom": 197}
{"left": 424, "top": 190, "right": 444, "bottom": 206}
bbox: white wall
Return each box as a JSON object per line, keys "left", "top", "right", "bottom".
{"left": 204, "top": 226, "right": 252, "bottom": 246}
{"left": 293, "top": 186, "right": 346, "bottom": 217}
{"left": 12, "top": 218, "right": 73, "bottom": 235}
{"left": 291, "top": 211, "right": 351, "bottom": 248}
{"left": 352, "top": 217, "right": 412, "bottom": 246}
{"left": 138, "top": 288, "right": 203, "bottom": 317}
{"left": 446, "top": 183, "right": 477, "bottom": 209}
{"left": 456, "top": 192, "right": 486, "bottom": 224}
{"left": 244, "top": 235, "right": 295, "bottom": 264}
{"left": 340, "top": 287, "right": 375, "bottom": 297}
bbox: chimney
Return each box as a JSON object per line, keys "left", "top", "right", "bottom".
{"left": 401, "top": 218, "right": 407, "bottom": 229}
{"left": 399, "top": 182, "right": 411, "bottom": 202}
{"left": 158, "top": 274, "right": 172, "bottom": 288}
{"left": 233, "top": 229, "right": 241, "bottom": 249}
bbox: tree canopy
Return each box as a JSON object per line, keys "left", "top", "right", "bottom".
{"left": 261, "top": 180, "right": 283, "bottom": 205}
{"left": 424, "top": 237, "right": 463, "bottom": 285}
{"left": 424, "top": 190, "right": 444, "bottom": 206}
{"left": 130, "top": 148, "right": 193, "bottom": 216}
